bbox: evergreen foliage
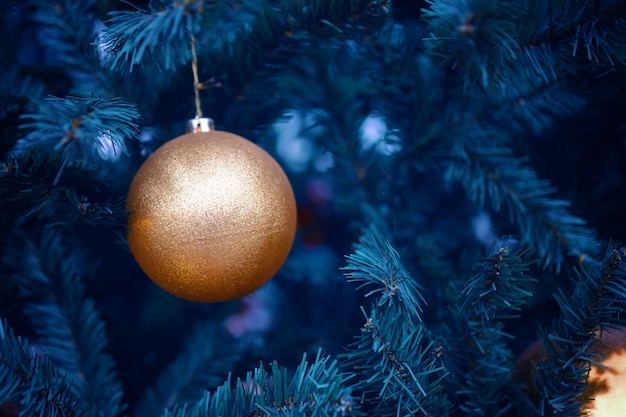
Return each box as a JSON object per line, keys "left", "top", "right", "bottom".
{"left": 341, "top": 227, "right": 449, "bottom": 416}
{"left": 445, "top": 239, "right": 536, "bottom": 416}
{"left": 532, "top": 243, "right": 626, "bottom": 415}
{"left": 165, "top": 350, "right": 358, "bottom": 417}
{"left": 101, "top": 2, "right": 195, "bottom": 72}
{"left": 2, "top": 229, "right": 126, "bottom": 417}
{"left": 1, "top": 0, "right": 626, "bottom": 416}
{"left": 133, "top": 321, "right": 242, "bottom": 417}
{"left": 0, "top": 319, "right": 87, "bottom": 417}
{"left": 19, "top": 96, "right": 140, "bottom": 173}
{"left": 445, "top": 150, "right": 600, "bottom": 270}
{"left": 0, "top": 148, "right": 126, "bottom": 228}
{"left": 32, "top": 0, "right": 109, "bottom": 95}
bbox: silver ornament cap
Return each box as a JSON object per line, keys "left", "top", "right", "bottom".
{"left": 186, "top": 117, "right": 215, "bottom": 133}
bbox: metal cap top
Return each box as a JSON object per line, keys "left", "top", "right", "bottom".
{"left": 186, "top": 117, "right": 215, "bottom": 133}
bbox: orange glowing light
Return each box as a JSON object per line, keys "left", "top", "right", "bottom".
{"left": 584, "top": 346, "right": 626, "bottom": 416}
{"left": 515, "top": 327, "right": 626, "bottom": 416}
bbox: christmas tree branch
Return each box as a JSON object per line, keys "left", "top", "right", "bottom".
{"left": 208, "top": 0, "right": 380, "bottom": 82}
{"left": 422, "top": 0, "right": 625, "bottom": 94}
{"left": 31, "top": 0, "right": 119, "bottom": 95}
{"left": 208, "top": 0, "right": 387, "bottom": 128}
{"left": 0, "top": 321, "right": 26, "bottom": 406}
{"left": 341, "top": 227, "right": 449, "bottom": 416}
{"left": 532, "top": 243, "right": 626, "bottom": 415}
{"left": 164, "top": 349, "right": 358, "bottom": 417}
{"left": 3, "top": 230, "right": 126, "bottom": 417}
{"left": 444, "top": 146, "right": 600, "bottom": 270}
{"left": 461, "top": 242, "right": 535, "bottom": 321}
{"left": 343, "top": 228, "right": 425, "bottom": 324}
{"left": 422, "top": 0, "right": 523, "bottom": 91}
{"left": 0, "top": 149, "right": 126, "bottom": 228}
{"left": 0, "top": 319, "right": 87, "bottom": 417}
{"left": 0, "top": 68, "right": 45, "bottom": 154}
{"left": 0, "top": 68, "right": 46, "bottom": 112}
{"left": 555, "top": 0, "right": 626, "bottom": 66}
{"left": 100, "top": 1, "right": 196, "bottom": 72}
{"left": 449, "top": 240, "right": 536, "bottom": 416}
{"left": 19, "top": 96, "right": 140, "bottom": 174}
{"left": 491, "top": 80, "right": 586, "bottom": 137}
{"left": 133, "top": 321, "right": 241, "bottom": 417}
{"left": 32, "top": 0, "right": 98, "bottom": 63}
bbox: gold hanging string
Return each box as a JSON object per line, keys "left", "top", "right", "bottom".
{"left": 190, "top": 33, "right": 202, "bottom": 118}
{"left": 188, "top": 33, "right": 219, "bottom": 133}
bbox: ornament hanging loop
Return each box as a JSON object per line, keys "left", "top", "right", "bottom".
{"left": 189, "top": 34, "right": 216, "bottom": 133}
{"left": 190, "top": 33, "right": 203, "bottom": 118}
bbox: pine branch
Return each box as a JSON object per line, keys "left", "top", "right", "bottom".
{"left": 99, "top": 1, "right": 197, "bottom": 72}
{"left": 449, "top": 239, "right": 536, "bottom": 416}
{"left": 256, "top": 29, "right": 388, "bottom": 219}
{"left": 0, "top": 149, "right": 126, "bottom": 229}
{"left": 491, "top": 80, "right": 586, "bottom": 137}
{"left": 164, "top": 349, "right": 358, "bottom": 417}
{"left": 422, "top": 0, "right": 524, "bottom": 92}
{"left": 0, "top": 68, "right": 46, "bottom": 154}
{"left": 207, "top": 0, "right": 384, "bottom": 125}
{"left": 555, "top": 0, "right": 626, "bottom": 67}
{"left": 416, "top": 2, "right": 601, "bottom": 272}
{"left": 0, "top": 322, "right": 22, "bottom": 405}
{"left": 32, "top": 0, "right": 98, "bottom": 65}
{"left": 19, "top": 96, "right": 140, "bottom": 174}
{"left": 31, "top": 0, "right": 122, "bottom": 96}
{"left": 212, "top": 0, "right": 379, "bottom": 80}
{"left": 0, "top": 68, "right": 46, "bottom": 109}
{"left": 422, "top": 0, "right": 626, "bottom": 94}
{"left": 444, "top": 146, "right": 600, "bottom": 271}
{"left": 461, "top": 241, "right": 535, "bottom": 321}
{"left": 0, "top": 319, "right": 87, "bottom": 417}
{"left": 3, "top": 230, "right": 126, "bottom": 417}
{"left": 532, "top": 243, "right": 626, "bottom": 416}
{"left": 133, "top": 321, "right": 241, "bottom": 417}
{"left": 99, "top": 0, "right": 268, "bottom": 81}
{"left": 343, "top": 227, "right": 425, "bottom": 324}
{"left": 343, "top": 307, "right": 449, "bottom": 417}
{"left": 341, "top": 226, "right": 449, "bottom": 416}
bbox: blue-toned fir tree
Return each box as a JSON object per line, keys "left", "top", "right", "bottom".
{"left": 2, "top": 0, "right": 626, "bottom": 416}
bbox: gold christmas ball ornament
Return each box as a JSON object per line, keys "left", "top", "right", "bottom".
{"left": 127, "top": 122, "right": 296, "bottom": 303}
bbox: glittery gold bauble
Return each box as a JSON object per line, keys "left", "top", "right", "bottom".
{"left": 127, "top": 130, "right": 296, "bottom": 303}
{"left": 515, "top": 327, "right": 626, "bottom": 416}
